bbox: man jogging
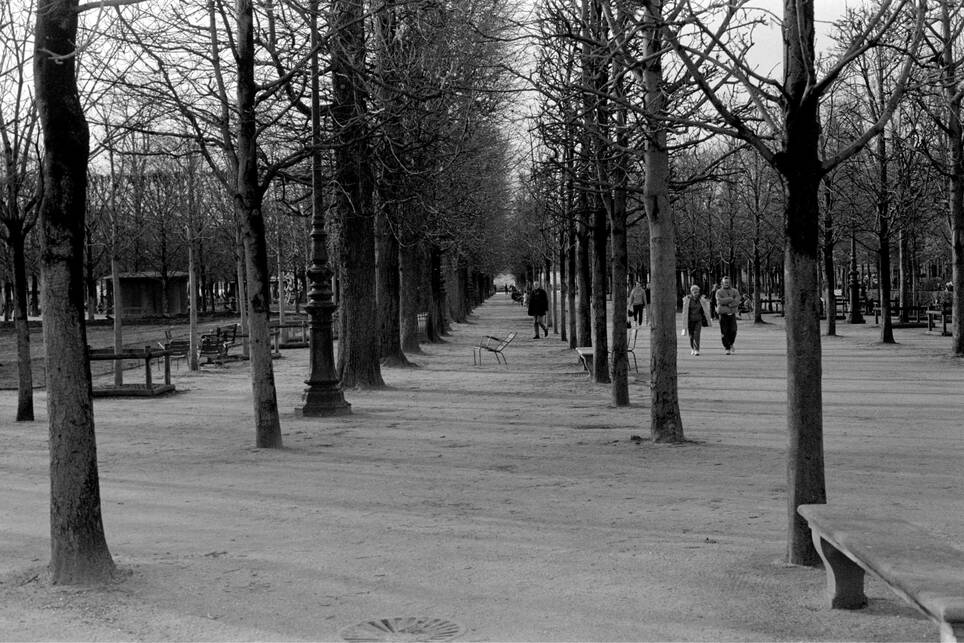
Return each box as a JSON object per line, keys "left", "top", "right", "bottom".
{"left": 715, "top": 276, "right": 740, "bottom": 354}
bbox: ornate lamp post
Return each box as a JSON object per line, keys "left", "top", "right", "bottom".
{"left": 299, "top": 0, "right": 350, "bottom": 416}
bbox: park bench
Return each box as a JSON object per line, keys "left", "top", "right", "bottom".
{"left": 197, "top": 323, "right": 243, "bottom": 365}
{"left": 874, "top": 304, "right": 928, "bottom": 325}
{"left": 798, "top": 504, "right": 964, "bottom": 642}
{"left": 159, "top": 339, "right": 190, "bottom": 369}
{"left": 575, "top": 328, "right": 639, "bottom": 377}
{"left": 927, "top": 309, "right": 951, "bottom": 336}
{"left": 472, "top": 331, "right": 516, "bottom": 367}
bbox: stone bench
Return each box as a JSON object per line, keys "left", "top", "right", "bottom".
{"left": 798, "top": 504, "right": 964, "bottom": 642}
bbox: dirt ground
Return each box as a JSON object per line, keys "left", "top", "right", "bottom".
{"left": 0, "top": 295, "right": 962, "bottom": 642}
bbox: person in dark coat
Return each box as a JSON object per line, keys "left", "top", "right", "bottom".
{"left": 527, "top": 282, "right": 550, "bottom": 339}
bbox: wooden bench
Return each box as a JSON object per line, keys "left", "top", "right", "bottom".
{"left": 927, "top": 310, "right": 951, "bottom": 336}
{"left": 798, "top": 504, "right": 964, "bottom": 642}
{"left": 472, "top": 332, "right": 516, "bottom": 366}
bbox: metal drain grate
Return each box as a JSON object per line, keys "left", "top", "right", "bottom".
{"left": 339, "top": 617, "right": 464, "bottom": 642}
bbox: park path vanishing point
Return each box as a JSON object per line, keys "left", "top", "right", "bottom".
{"left": 0, "top": 292, "right": 961, "bottom": 641}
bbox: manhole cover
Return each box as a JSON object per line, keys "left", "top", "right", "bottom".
{"left": 339, "top": 617, "right": 464, "bottom": 642}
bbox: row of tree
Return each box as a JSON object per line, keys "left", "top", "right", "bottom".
{"left": 514, "top": 0, "right": 964, "bottom": 567}
{"left": 4, "top": 0, "right": 521, "bottom": 583}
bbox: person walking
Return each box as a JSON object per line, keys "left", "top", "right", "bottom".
{"left": 629, "top": 280, "right": 647, "bottom": 326}
{"left": 681, "top": 284, "right": 711, "bottom": 355}
{"left": 715, "top": 276, "right": 741, "bottom": 354}
{"left": 528, "top": 282, "right": 550, "bottom": 339}
{"left": 709, "top": 283, "right": 719, "bottom": 320}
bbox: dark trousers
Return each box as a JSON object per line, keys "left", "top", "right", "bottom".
{"left": 719, "top": 313, "right": 737, "bottom": 349}
{"left": 633, "top": 304, "right": 645, "bottom": 325}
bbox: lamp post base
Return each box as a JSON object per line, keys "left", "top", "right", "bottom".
{"left": 297, "top": 387, "right": 352, "bottom": 417}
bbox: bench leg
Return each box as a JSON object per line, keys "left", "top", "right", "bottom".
{"left": 940, "top": 621, "right": 964, "bottom": 643}
{"left": 812, "top": 533, "right": 867, "bottom": 609}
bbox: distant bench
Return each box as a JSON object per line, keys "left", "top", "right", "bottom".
{"left": 472, "top": 331, "right": 516, "bottom": 367}
{"left": 199, "top": 323, "right": 240, "bottom": 365}
{"left": 798, "top": 504, "right": 964, "bottom": 642}
{"left": 927, "top": 309, "right": 951, "bottom": 336}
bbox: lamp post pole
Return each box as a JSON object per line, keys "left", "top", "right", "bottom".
{"left": 299, "top": 0, "right": 350, "bottom": 416}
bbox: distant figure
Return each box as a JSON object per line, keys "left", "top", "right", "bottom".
{"left": 715, "top": 276, "right": 741, "bottom": 354}
{"left": 504, "top": 284, "right": 508, "bottom": 295}
{"left": 940, "top": 282, "right": 953, "bottom": 314}
{"left": 528, "top": 282, "right": 550, "bottom": 339}
{"left": 709, "top": 283, "right": 719, "bottom": 320}
{"left": 681, "top": 284, "right": 711, "bottom": 356}
{"left": 629, "top": 281, "right": 646, "bottom": 326}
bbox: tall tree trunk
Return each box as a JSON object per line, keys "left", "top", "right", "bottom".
{"left": 237, "top": 0, "right": 282, "bottom": 447}
{"left": 610, "top": 14, "right": 629, "bottom": 405}
{"left": 34, "top": 0, "right": 114, "bottom": 583}
{"left": 10, "top": 225, "right": 35, "bottom": 420}
{"left": 568, "top": 219, "right": 577, "bottom": 348}
{"left": 399, "top": 233, "right": 423, "bottom": 354}
{"left": 576, "top": 190, "right": 592, "bottom": 347}
{"left": 332, "top": 0, "right": 383, "bottom": 388}
{"left": 848, "top": 231, "right": 865, "bottom": 324}
{"left": 943, "top": 2, "right": 964, "bottom": 354}
{"left": 559, "top": 228, "right": 568, "bottom": 343}
{"left": 778, "top": 0, "right": 825, "bottom": 566}
{"left": 823, "top": 181, "right": 836, "bottom": 336}
{"left": 426, "top": 244, "right": 447, "bottom": 341}
{"left": 591, "top": 202, "right": 609, "bottom": 383}
{"left": 376, "top": 206, "right": 410, "bottom": 367}
{"left": 877, "top": 128, "right": 895, "bottom": 344}
{"left": 642, "top": 0, "right": 683, "bottom": 441}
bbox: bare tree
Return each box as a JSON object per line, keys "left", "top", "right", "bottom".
{"left": 34, "top": 0, "right": 115, "bottom": 583}
{"left": 667, "top": 0, "right": 925, "bottom": 564}
{"left": 0, "top": 0, "right": 41, "bottom": 421}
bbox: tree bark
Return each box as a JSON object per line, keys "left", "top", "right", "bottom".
{"left": 332, "top": 0, "right": 383, "bottom": 388}
{"left": 399, "top": 233, "right": 423, "bottom": 354}
{"left": 778, "top": 0, "right": 825, "bottom": 566}
{"left": 823, "top": 181, "right": 836, "bottom": 336}
{"left": 9, "top": 223, "right": 35, "bottom": 420}
{"left": 943, "top": 2, "right": 964, "bottom": 354}
{"left": 376, "top": 206, "right": 410, "bottom": 367}
{"left": 642, "top": 0, "right": 683, "bottom": 441}
{"left": 237, "top": 0, "right": 282, "bottom": 447}
{"left": 34, "top": 0, "right": 115, "bottom": 583}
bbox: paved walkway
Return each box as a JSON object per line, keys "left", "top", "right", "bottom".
{"left": 0, "top": 294, "right": 961, "bottom": 641}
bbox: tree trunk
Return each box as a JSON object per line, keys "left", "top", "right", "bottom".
{"left": 559, "top": 228, "right": 568, "bottom": 343}
{"left": 426, "top": 244, "right": 447, "bottom": 341}
{"left": 376, "top": 206, "right": 410, "bottom": 367}
{"left": 642, "top": 0, "right": 683, "bottom": 441}
{"left": 943, "top": 1, "right": 964, "bottom": 354}
{"left": 778, "top": 0, "right": 826, "bottom": 566}
{"left": 823, "top": 182, "right": 836, "bottom": 336}
{"left": 10, "top": 225, "right": 35, "bottom": 421}
{"left": 399, "top": 234, "right": 423, "bottom": 354}
{"left": 591, "top": 200, "right": 610, "bottom": 384}
{"left": 237, "top": 0, "right": 282, "bottom": 448}
{"left": 34, "top": 0, "right": 115, "bottom": 583}
{"left": 876, "top": 125, "right": 895, "bottom": 344}
{"left": 576, "top": 190, "right": 592, "bottom": 347}
{"left": 332, "top": 0, "right": 383, "bottom": 388}
{"left": 568, "top": 220, "right": 577, "bottom": 348}
{"left": 848, "top": 231, "right": 865, "bottom": 324}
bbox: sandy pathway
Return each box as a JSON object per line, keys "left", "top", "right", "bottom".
{"left": 0, "top": 295, "right": 961, "bottom": 641}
